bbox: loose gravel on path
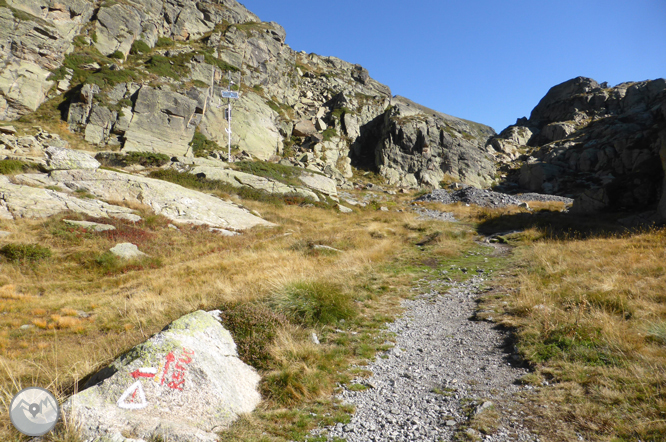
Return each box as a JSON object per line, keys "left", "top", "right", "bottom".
{"left": 315, "top": 271, "right": 539, "bottom": 441}
{"left": 413, "top": 207, "right": 458, "bottom": 222}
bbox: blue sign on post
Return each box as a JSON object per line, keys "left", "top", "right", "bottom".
{"left": 221, "top": 91, "right": 239, "bottom": 99}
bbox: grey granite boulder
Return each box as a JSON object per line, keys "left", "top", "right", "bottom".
{"left": 0, "top": 176, "right": 140, "bottom": 221}
{"left": 63, "top": 220, "right": 116, "bottom": 232}
{"left": 109, "top": 243, "right": 147, "bottom": 259}
{"left": 12, "top": 169, "right": 273, "bottom": 230}
{"left": 44, "top": 146, "right": 100, "bottom": 171}
{"left": 62, "top": 310, "right": 262, "bottom": 442}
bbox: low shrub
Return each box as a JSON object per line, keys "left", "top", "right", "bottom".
{"left": 130, "top": 39, "right": 150, "bottom": 55}
{"left": 218, "top": 303, "right": 287, "bottom": 370}
{"left": 273, "top": 281, "right": 356, "bottom": 326}
{"left": 145, "top": 54, "right": 190, "bottom": 80}
{"left": 189, "top": 132, "right": 220, "bottom": 158}
{"left": 322, "top": 127, "right": 337, "bottom": 141}
{"left": 0, "top": 244, "right": 52, "bottom": 262}
{"left": 109, "top": 50, "right": 125, "bottom": 60}
{"left": 155, "top": 36, "right": 174, "bottom": 47}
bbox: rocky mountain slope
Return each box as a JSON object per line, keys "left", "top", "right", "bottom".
{"left": 0, "top": 0, "right": 497, "bottom": 193}
{"left": 2, "top": 0, "right": 665, "bottom": 223}
{"left": 490, "top": 77, "right": 666, "bottom": 219}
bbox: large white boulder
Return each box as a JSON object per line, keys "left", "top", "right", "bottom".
{"left": 62, "top": 311, "right": 262, "bottom": 442}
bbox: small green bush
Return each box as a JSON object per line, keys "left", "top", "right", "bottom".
{"left": 0, "top": 244, "right": 52, "bottom": 262}
{"left": 218, "top": 303, "right": 287, "bottom": 369}
{"left": 189, "top": 132, "right": 220, "bottom": 158}
{"left": 109, "top": 50, "right": 125, "bottom": 60}
{"left": 322, "top": 127, "right": 337, "bottom": 142}
{"left": 130, "top": 40, "right": 150, "bottom": 55}
{"left": 273, "top": 281, "right": 357, "bottom": 326}
{"left": 155, "top": 36, "right": 174, "bottom": 47}
{"left": 145, "top": 54, "right": 190, "bottom": 80}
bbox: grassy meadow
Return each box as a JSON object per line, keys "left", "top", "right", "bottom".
{"left": 1, "top": 178, "right": 664, "bottom": 441}
{"left": 0, "top": 187, "right": 480, "bottom": 441}
{"left": 471, "top": 207, "right": 666, "bottom": 441}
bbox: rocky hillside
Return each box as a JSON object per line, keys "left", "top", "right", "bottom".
{"left": 0, "top": 0, "right": 497, "bottom": 190}
{"left": 490, "top": 77, "right": 666, "bottom": 219}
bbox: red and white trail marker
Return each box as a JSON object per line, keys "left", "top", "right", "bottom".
{"left": 117, "top": 381, "right": 147, "bottom": 410}
{"left": 130, "top": 368, "right": 158, "bottom": 379}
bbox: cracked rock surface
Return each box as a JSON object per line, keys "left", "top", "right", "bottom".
{"left": 316, "top": 273, "right": 539, "bottom": 441}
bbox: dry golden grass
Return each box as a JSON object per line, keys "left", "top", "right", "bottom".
{"left": 489, "top": 227, "right": 666, "bottom": 441}
{"left": 0, "top": 191, "right": 464, "bottom": 440}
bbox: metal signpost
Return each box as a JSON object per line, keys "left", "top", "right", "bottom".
{"left": 221, "top": 72, "right": 240, "bottom": 162}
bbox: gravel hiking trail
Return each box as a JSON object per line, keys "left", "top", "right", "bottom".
{"left": 315, "top": 242, "right": 541, "bottom": 442}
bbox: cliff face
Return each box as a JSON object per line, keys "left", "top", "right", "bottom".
{"left": 491, "top": 77, "right": 666, "bottom": 216}
{"left": 0, "top": 0, "right": 496, "bottom": 188}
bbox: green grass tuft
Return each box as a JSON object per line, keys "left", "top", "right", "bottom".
{"left": 273, "top": 280, "right": 357, "bottom": 326}
{"left": 234, "top": 161, "right": 303, "bottom": 187}
{"left": 155, "top": 36, "right": 174, "bottom": 47}
{"left": 130, "top": 39, "right": 151, "bottom": 55}
{"left": 109, "top": 50, "right": 125, "bottom": 60}
{"left": 189, "top": 132, "right": 221, "bottom": 158}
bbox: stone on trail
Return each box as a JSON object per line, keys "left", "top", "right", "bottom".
{"left": 109, "top": 243, "right": 147, "bottom": 259}
{"left": 62, "top": 311, "right": 262, "bottom": 442}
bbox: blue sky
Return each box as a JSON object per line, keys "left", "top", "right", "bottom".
{"left": 240, "top": 0, "right": 666, "bottom": 133}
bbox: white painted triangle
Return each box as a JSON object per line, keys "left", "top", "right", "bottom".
{"left": 117, "top": 381, "right": 147, "bottom": 410}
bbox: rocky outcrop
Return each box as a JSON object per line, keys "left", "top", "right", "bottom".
{"left": 0, "top": 175, "right": 141, "bottom": 221}
{"left": 364, "top": 96, "right": 496, "bottom": 188}
{"left": 0, "top": 0, "right": 94, "bottom": 119}
{"left": 187, "top": 165, "right": 322, "bottom": 201}
{"left": 43, "top": 145, "right": 100, "bottom": 170}
{"left": 63, "top": 310, "right": 262, "bottom": 442}
{"left": 92, "top": 0, "right": 258, "bottom": 57}
{"left": 14, "top": 168, "right": 273, "bottom": 229}
{"left": 491, "top": 77, "right": 666, "bottom": 216}
{"left": 199, "top": 90, "right": 282, "bottom": 160}
{"left": 123, "top": 86, "right": 204, "bottom": 156}
{"left": 2, "top": 0, "right": 497, "bottom": 189}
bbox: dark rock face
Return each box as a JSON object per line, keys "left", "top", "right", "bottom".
{"left": 352, "top": 96, "right": 496, "bottom": 188}
{"left": 491, "top": 77, "right": 666, "bottom": 217}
